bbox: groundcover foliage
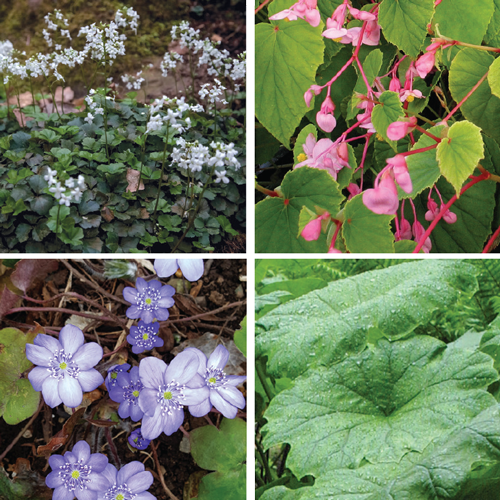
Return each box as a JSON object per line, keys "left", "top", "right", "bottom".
{"left": 256, "top": 259, "right": 500, "bottom": 499}
{"left": 0, "top": 9, "right": 245, "bottom": 253}
{"left": 255, "top": 0, "right": 500, "bottom": 253}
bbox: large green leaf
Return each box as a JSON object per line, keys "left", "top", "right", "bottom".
{"left": 399, "top": 126, "right": 443, "bottom": 199}
{"left": 436, "top": 121, "right": 484, "bottom": 195}
{"left": 255, "top": 0, "right": 325, "bottom": 147}
{"left": 262, "top": 335, "right": 498, "bottom": 478}
{"left": 485, "top": 0, "right": 500, "bottom": 45}
{"left": 487, "top": 55, "right": 500, "bottom": 99}
{"left": 255, "top": 167, "right": 344, "bottom": 253}
{"left": 341, "top": 194, "right": 395, "bottom": 253}
{"left": 260, "top": 405, "right": 500, "bottom": 500}
{"left": 256, "top": 260, "right": 478, "bottom": 379}
{"left": 449, "top": 48, "right": 500, "bottom": 142}
{"left": 371, "top": 91, "right": 404, "bottom": 151}
{"left": 378, "top": 0, "right": 434, "bottom": 58}
{"left": 0, "top": 328, "right": 40, "bottom": 424}
{"left": 433, "top": 0, "right": 494, "bottom": 44}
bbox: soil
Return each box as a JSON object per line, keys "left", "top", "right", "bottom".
{"left": 0, "top": 258, "right": 247, "bottom": 499}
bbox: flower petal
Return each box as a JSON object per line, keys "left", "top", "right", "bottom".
{"left": 71, "top": 440, "right": 91, "bottom": 463}
{"left": 128, "top": 471, "right": 154, "bottom": 494}
{"left": 163, "top": 408, "right": 184, "bottom": 436}
{"left": 59, "top": 376, "right": 83, "bottom": 408}
{"left": 218, "top": 386, "right": 246, "bottom": 409}
{"left": 165, "top": 350, "right": 199, "bottom": 385}
{"left": 153, "top": 308, "right": 170, "bottom": 321}
{"left": 42, "top": 376, "right": 63, "bottom": 408}
{"left": 189, "top": 398, "right": 212, "bottom": 417}
{"left": 76, "top": 488, "right": 97, "bottom": 500}
{"left": 126, "top": 305, "right": 142, "bottom": 319}
{"left": 59, "top": 325, "right": 84, "bottom": 355}
{"left": 141, "top": 409, "right": 165, "bottom": 440}
{"left": 123, "top": 287, "right": 138, "bottom": 303}
{"left": 72, "top": 343, "right": 103, "bottom": 370}
{"left": 184, "top": 347, "right": 207, "bottom": 375}
{"left": 46, "top": 470, "right": 64, "bottom": 489}
{"left": 207, "top": 344, "right": 229, "bottom": 371}
{"left": 178, "top": 259, "right": 204, "bottom": 281}
{"left": 53, "top": 486, "right": 75, "bottom": 500}
{"left": 138, "top": 388, "right": 159, "bottom": 417}
{"left": 87, "top": 452, "right": 109, "bottom": 473}
{"left": 184, "top": 386, "right": 209, "bottom": 406}
{"left": 118, "top": 401, "right": 131, "bottom": 419}
{"left": 34, "top": 333, "right": 61, "bottom": 352}
{"left": 87, "top": 470, "right": 111, "bottom": 491}
{"left": 78, "top": 369, "right": 104, "bottom": 392}
{"left": 210, "top": 390, "right": 238, "bottom": 419}
{"left": 139, "top": 357, "right": 167, "bottom": 388}
{"left": 134, "top": 493, "right": 156, "bottom": 500}
{"left": 100, "top": 464, "right": 117, "bottom": 488}
{"left": 49, "top": 454, "right": 66, "bottom": 470}
{"left": 135, "top": 277, "right": 148, "bottom": 293}
{"left": 153, "top": 259, "right": 178, "bottom": 278}
{"left": 29, "top": 366, "right": 51, "bottom": 391}
{"left": 117, "top": 461, "right": 144, "bottom": 485}
{"left": 225, "top": 375, "right": 247, "bottom": 387}
{"left": 26, "top": 344, "right": 52, "bottom": 367}
{"left": 130, "top": 403, "right": 144, "bottom": 422}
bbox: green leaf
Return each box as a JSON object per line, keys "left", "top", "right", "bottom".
{"left": 0, "top": 328, "right": 40, "bottom": 424}
{"left": 36, "top": 129, "right": 60, "bottom": 143}
{"left": 378, "top": 0, "right": 434, "bottom": 58}
{"left": 436, "top": 121, "right": 484, "bottom": 195}
{"left": 191, "top": 418, "right": 246, "bottom": 472}
{"left": 488, "top": 54, "right": 500, "bottom": 99}
{"left": 197, "top": 466, "right": 246, "bottom": 500}
{"left": 234, "top": 317, "right": 246, "bottom": 356}
{"left": 256, "top": 122, "right": 281, "bottom": 164}
{"left": 449, "top": 48, "right": 500, "bottom": 142}
{"left": 256, "top": 260, "right": 478, "bottom": 378}
{"left": 371, "top": 90, "right": 404, "bottom": 151}
{"left": 262, "top": 335, "right": 498, "bottom": 478}
{"left": 217, "top": 215, "right": 239, "bottom": 236}
{"left": 255, "top": 2, "right": 325, "bottom": 146}
{"left": 255, "top": 167, "right": 345, "bottom": 253}
{"left": 341, "top": 194, "right": 395, "bottom": 253}
{"left": 97, "top": 162, "right": 126, "bottom": 175}
{"left": 486, "top": 0, "right": 500, "bottom": 45}
{"left": 433, "top": 0, "right": 494, "bottom": 44}
{"left": 399, "top": 125, "right": 444, "bottom": 199}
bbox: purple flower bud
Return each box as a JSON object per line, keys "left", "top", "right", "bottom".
{"left": 123, "top": 277, "right": 175, "bottom": 324}
{"left": 108, "top": 366, "right": 145, "bottom": 422}
{"left": 127, "top": 320, "right": 163, "bottom": 354}
{"left": 45, "top": 440, "right": 110, "bottom": 500}
{"left": 128, "top": 428, "right": 150, "bottom": 450}
{"left": 105, "top": 363, "right": 131, "bottom": 391}
{"left": 26, "top": 325, "right": 104, "bottom": 408}
{"left": 98, "top": 461, "right": 156, "bottom": 500}
{"left": 154, "top": 259, "right": 204, "bottom": 282}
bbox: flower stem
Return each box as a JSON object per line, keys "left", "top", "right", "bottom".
{"left": 414, "top": 124, "right": 441, "bottom": 142}
{"left": 483, "top": 223, "right": 500, "bottom": 253}
{"left": 153, "top": 126, "right": 170, "bottom": 217}
{"left": 255, "top": 182, "right": 279, "bottom": 197}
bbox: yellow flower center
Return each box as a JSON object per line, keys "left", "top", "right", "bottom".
{"left": 406, "top": 95, "right": 415, "bottom": 102}
{"left": 116, "top": 495, "right": 124, "bottom": 500}
{"left": 297, "top": 153, "right": 307, "bottom": 162}
{"left": 111, "top": 372, "right": 117, "bottom": 379}
{"left": 376, "top": 133, "right": 384, "bottom": 142}
{"left": 59, "top": 362, "right": 67, "bottom": 370}
{"left": 71, "top": 470, "right": 80, "bottom": 479}
{"left": 209, "top": 377, "right": 217, "bottom": 384}
{"left": 142, "top": 333, "right": 149, "bottom": 340}
{"left": 133, "top": 390, "right": 140, "bottom": 397}
{"left": 145, "top": 297, "right": 152, "bottom": 305}
{"left": 334, "top": 37, "right": 343, "bottom": 42}
{"left": 163, "top": 391, "right": 172, "bottom": 400}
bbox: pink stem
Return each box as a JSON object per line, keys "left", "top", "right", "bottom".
{"left": 414, "top": 124, "right": 441, "bottom": 142}
{"left": 329, "top": 221, "right": 343, "bottom": 252}
{"left": 412, "top": 172, "right": 491, "bottom": 253}
{"left": 401, "top": 144, "right": 438, "bottom": 157}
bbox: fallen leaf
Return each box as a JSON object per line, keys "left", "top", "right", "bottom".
{"left": 8, "top": 91, "right": 33, "bottom": 107}
{"left": 101, "top": 207, "right": 115, "bottom": 222}
{"left": 54, "top": 86, "right": 74, "bottom": 103}
{"left": 140, "top": 208, "right": 150, "bottom": 219}
{"left": 12, "top": 108, "right": 34, "bottom": 127}
{"left": 126, "top": 168, "right": 145, "bottom": 193}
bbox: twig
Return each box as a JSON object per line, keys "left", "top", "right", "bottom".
{"left": 151, "top": 441, "right": 179, "bottom": 500}
{"left": 4, "top": 306, "right": 123, "bottom": 324}
{"left": 168, "top": 300, "right": 246, "bottom": 324}
{"left": 0, "top": 399, "right": 43, "bottom": 462}
{"left": 104, "top": 427, "right": 121, "bottom": 468}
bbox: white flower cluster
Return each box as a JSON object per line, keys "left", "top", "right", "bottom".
{"left": 44, "top": 168, "right": 86, "bottom": 206}
{"left": 121, "top": 70, "right": 145, "bottom": 90}
{"left": 160, "top": 51, "right": 183, "bottom": 77}
{"left": 84, "top": 89, "right": 105, "bottom": 124}
{"left": 78, "top": 22, "right": 126, "bottom": 65}
{"left": 146, "top": 96, "right": 203, "bottom": 134}
{"left": 115, "top": 7, "right": 140, "bottom": 34}
{"left": 199, "top": 79, "right": 227, "bottom": 105}
{"left": 171, "top": 138, "right": 240, "bottom": 174}
{"left": 168, "top": 21, "right": 245, "bottom": 86}
{"left": 0, "top": 40, "right": 13, "bottom": 58}
{"left": 42, "top": 10, "right": 70, "bottom": 48}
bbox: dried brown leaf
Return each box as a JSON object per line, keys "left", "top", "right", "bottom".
{"left": 126, "top": 168, "right": 145, "bottom": 193}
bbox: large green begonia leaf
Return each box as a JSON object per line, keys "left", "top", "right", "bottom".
{"left": 371, "top": 91, "right": 404, "bottom": 151}
{"left": 262, "top": 335, "right": 498, "bottom": 478}
{"left": 256, "top": 260, "right": 478, "bottom": 379}
{"left": 378, "top": 0, "right": 434, "bottom": 58}
{"left": 255, "top": 0, "right": 325, "bottom": 147}
{"left": 255, "top": 167, "right": 344, "bottom": 253}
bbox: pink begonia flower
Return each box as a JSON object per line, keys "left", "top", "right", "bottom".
{"left": 269, "top": 0, "right": 321, "bottom": 27}
{"left": 425, "top": 198, "right": 457, "bottom": 223}
{"left": 413, "top": 221, "right": 432, "bottom": 253}
{"left": 323, "top": 2, "right": 348, "bottom": 38}
{"left": 347, "top": 6, "right": 377, "bottom": 21}
{"left": 295, "top": 136, "right": 350, "bottom": 180}
{"left": 328, "top": 247, "right": 343, "bottom": 253}
{"left": 388, "top": 155, "right": 412, "bottom": 193}
{"left": 387, "top": 116, "right": 417, "bottom": 141}
{"left": 304, "top": 85, "right": 322, "bottom": 107}
{"left": 347, "top": 182, "right": 362, "bottom": 200}
{"left": 415, "top": 52, "right": 435, "bottom": 79}
{"left": 301, "top": 212, "right": 330, "bottom": 241}
{"left": 441, "top": 205, "right": 457, "bottom": 224}
{"left": 316, "top": 96, "right": 336, "bottom": 133}
{"left": 399, "top": 89, "right": 423, "bottom": 103}
{"left": 356, "top": 100, "right": 376, "bottom": 133}
{"left": 362, "top": 170, "right": 399, "bottom": 215}
{"left": 397, "top": 216, "right": 412, "bottom": 241}
{"left": 389, "top": 77, "right": 402, "bottom": 92}
{"left": 341, "top": 20, "right": 380, "bottom": 46}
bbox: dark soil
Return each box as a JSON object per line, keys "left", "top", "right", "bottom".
{"left": 0, "top": 258, "right": 247, "bottom": 499}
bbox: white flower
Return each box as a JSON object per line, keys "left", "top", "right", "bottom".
{"left": 84, "top": 113, "right": 94, "bottom": 124}
{"left": 49, "top": 182, "right": 64, "bottom": 199}
{"left": 214, "top": 170, "right": 229, "bottom": 184}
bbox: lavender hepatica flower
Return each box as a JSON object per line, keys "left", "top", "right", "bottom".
{"left": 128, "top": 428, "right": 150, "bottom": 451}
{"left": 45, "top": 440, "right": 110, "bottom": 500}
{"left": 138, "top": 351, "right": 209, "bottom": 439}
{"left": 105, "top": 363, "right": 131, "bottom": 391}
{"left": 127, "top": 320, "right": 163, "bottom": 354}
{"left": 154, "top": 259, "right": 204, "bottom": 282}
{"left": 123, "top": 277, "right": 175, "bottom": 324}
{"left": 108, "top": 366, "right": 144, "bottom": 422}
{"left": 26, "top": 325, "right": 104, "bottom": 408}
{"left": 187, "top": 345, "right": 246, "bottom": 419}
{"left": 98, "top": 461, "right": 155, "bottom": 500}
